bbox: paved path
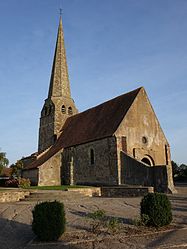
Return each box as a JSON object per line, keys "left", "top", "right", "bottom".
{"left": 0, "top": 185, "right": 186, "bottom": 249}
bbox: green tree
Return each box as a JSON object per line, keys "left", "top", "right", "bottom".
{"left": 171, "top": 160, "right": 179, "bottom": 177}
{"left": 0, "top": 151, "right": 9, "bottom": 174}
{"left": 179, "top": 164, "right": 187, "bottom": 177}
{"left": 10, "top": 160, "right": 23, "bottom": 177}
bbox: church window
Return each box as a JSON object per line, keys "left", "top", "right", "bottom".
{"left": 48, "top": 105, "right": 52, "bottom": 114}
{"left": 121, "top": 136, "right": 127, "bottom": 152}
{"left": 142, "top": 136, "right": 148, "bottom": 144}
{"left": 68, "top": 107, "right": 73, "bottom": 115}
{"left": 53, "top": 134, "right": 57, "bottom": 143}
{"left": 90, "top": 149, "right": 95, "bottom": 165}
{"left": 165, "top": 145, "right": 168, "bottom": 165}
{"left": 62, "top": 105, "right": 66, "bottom": 114}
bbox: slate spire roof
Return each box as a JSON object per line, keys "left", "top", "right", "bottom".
{"left": 48, "top": 16, "right": 71, "bottom": 98}
{"left": 25, "top": 87, "right": 142, "bottom": 170}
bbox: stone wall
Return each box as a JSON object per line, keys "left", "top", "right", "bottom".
{"left": 0, "top": 191, "right": 30, "bottom": 202}
{"left": 115, "top": 87, "right": 175, "bottom": 191}
{"left": 67, "top": 187, "right": 101, "bottom": 197}
{"left": 115, "top": 88, "right": 169, "bottom": 166}
{"left": 101, "top": 186, "right": 154, "bottom": 197}
{"left": 120, "top": 152, "right": 168, "bottom": 192}
{"left": 38, "top": 152, "right": 61, "bottom": 186}
{"left": 62, "top": 137, "right": 118, "bottom": 186}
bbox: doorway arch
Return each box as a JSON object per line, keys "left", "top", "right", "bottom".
{"left": 141, "top": 155, "right": 154, "bottom": 166}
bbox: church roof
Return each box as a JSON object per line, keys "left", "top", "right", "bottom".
{"left": 24, "top": 87, "right": 142, "bottom": 169}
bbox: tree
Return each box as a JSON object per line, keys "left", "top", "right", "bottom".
{"left": 172, "top": 161, "right": 187, "bottom": 181}
{"left": 0, "top": 151, "right": 9, "bottom": 174}
{"left": 179, "top": 164, "right": 187, "bottom": 177}
{"left": 171, "top": 160, "right": 179, "bottom": 177}
{"left": 10, "top": 160, "right": 23, "bottom": 177}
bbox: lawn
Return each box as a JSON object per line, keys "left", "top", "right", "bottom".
{"left": 26, "top": 185, "right": 90, "bottom": 191}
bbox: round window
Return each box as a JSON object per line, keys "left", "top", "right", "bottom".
{"left": 142, "top": 136, "right": 148, "bottom": 144}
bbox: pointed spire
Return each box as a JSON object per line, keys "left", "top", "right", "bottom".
{"left": 48, "top": 16, "right": 71, "bottom": 98}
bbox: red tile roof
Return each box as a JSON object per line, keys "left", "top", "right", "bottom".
{"left": 0, "top": 168, "right": 13, "bottom": 177}
{"left": 24, "top": 87, "right": 142, "bottom": 170}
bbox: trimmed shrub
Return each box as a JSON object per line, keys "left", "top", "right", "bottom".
{"left": 140, "top": 193, "right": 172, "bottom": 227}
{"left": 32, "top": 201, "right": 66, "bottom": 241}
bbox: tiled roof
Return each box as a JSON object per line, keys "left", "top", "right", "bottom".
{"left": 0, "top": 168, "right": 12, "bottom": 177}
{"left": 24, "top": 87, "right": 142, "bottom": 170}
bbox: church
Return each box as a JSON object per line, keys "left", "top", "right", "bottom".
{"left": 22, "top": 17, "right": 176, "bottom": 193}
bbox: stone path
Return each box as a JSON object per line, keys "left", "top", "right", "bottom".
{"left": 0, "top": 185, "right": 186, "bottom": 249}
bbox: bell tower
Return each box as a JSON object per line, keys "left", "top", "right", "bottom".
{"left": 38, "top": 16, "right": 78, "bottom": 152}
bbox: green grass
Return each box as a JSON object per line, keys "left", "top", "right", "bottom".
{"left": 25, "top": 185, "right": 90, "bottom": 191}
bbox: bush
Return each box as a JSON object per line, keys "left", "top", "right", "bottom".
{"left": 87, "top": 209, "right": 106, "bottom": 233}
{"left": 5, "top": 178, "right": 19, "bottom": 187}
{"left": 18, "top": 178, "right": 31, "bottom": 188}
{"left": 32, "top": 201, "right": 66, "bottom": 241}
{"left": 140, "top": 193, "right": 172, "bottom": 227}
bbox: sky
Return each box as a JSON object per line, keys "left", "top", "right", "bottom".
{"left": 0, "top": 0, "right": 186, "bottom": 165}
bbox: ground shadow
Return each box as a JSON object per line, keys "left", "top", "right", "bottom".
{"left": 0, "top": 217, "right": 34, "bottom": 249}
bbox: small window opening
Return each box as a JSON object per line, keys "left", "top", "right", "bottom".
{"left": 62, "top": 105, "right": 66, "bottom": 114}
{"left": 142, "top": 136, "right": 148, "bottom": 144}
{"left": 53, "top": 134, "right": 57, "bottom": 143}
{"left": 68, "top": 107, "right": 73, "bottom": 115}
{"left": 48, "top": 105, "right": 52, "bottom": 115}
{"left": 90, "top": 149, "right": 95, "bottom": 165}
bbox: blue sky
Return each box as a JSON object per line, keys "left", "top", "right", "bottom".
{"left": 0, "top": 0, "right": 186, "bottom": 165}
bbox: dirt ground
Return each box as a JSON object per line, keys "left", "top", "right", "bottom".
{"left": 0, "top": 184, "right": 186, "bottom": 249}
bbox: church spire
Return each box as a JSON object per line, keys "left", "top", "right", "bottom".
{"left": 38, "top": 15, "right": 78, "bottom": 152}
{"left": 48, "top": 16, "right": 71, "bottom": 98}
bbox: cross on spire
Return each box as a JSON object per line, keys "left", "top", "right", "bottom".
{"left": 59, "top": 8, "right": 62, "bottom": 17}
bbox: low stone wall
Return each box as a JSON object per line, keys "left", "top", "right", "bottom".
{"left": 101, "top": 186, "right": 154, "bottom": 197}
{"left": 0, "top": 190, "right": 30, "bottom": 202}
{"left": 67, "top": 187, "right": 101, "bottom": 197}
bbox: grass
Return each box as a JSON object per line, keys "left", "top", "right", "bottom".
{"left": 25, "top": 185, "right": 90, "bottom": 191}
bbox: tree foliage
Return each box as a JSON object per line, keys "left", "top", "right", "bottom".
{"left": 0, "top": 151, "right": 9, "bottom": 174}
{"left": 10, "top": 160, "right": 23, "bottom": 177}
{"left": 172, "top": 160, "right": 187, "bottom": 180}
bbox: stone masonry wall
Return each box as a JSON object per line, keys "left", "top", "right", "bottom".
{"left": 115, "top": 88, "right": 176, "bottom": 192}
{"left": 0, "top": 191, "right": 30, "bottom": 202}
{"left": 120, "top": 151, "right": 168, "bottom": 192}
{"left": 115, "top": 88, "right": 169, "bottom": 165}
{"left": 38, "top": 152, "right": 61, "bottom": 186}
{"left": 62, "top": 137, "right": 118, "bottom": 186}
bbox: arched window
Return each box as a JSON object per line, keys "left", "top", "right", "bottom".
{"left": 62, "top": 105, "right": 66, "bottom": 114}
{"left": 48, "top": 105, "right": 52, "bottom": 115}
{"left": 90, "top": 149, "right": 95, "bottom": 165}
{"left": 53, "top": 134, "right": 57, "bottom": 143}
{"left": 68, "top": 106, "right": 73, "bottom": 115}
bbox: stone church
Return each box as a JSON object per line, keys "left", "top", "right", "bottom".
{"left": 22, "top": 17, "right": 176, "bottom": 193}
